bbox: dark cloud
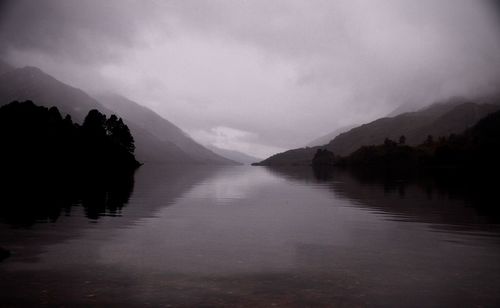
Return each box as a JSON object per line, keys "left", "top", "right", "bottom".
{"left": 0, "top": 0, "right": 161, "bottom": 63}
{"left": 1, "top": 1, "right": 500, "bottom": 157}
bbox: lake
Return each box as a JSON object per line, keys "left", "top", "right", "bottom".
{"left": 1, "top": 165, "right": 500, "bottom": 307}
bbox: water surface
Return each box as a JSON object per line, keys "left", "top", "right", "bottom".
{"left": 1, "top": 165, "right": 500, "bottom": 307}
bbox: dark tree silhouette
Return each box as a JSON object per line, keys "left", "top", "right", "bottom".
{"left": 384, "top": 138, "right": 397, "bottom": 147}
{"left": 332, "top": 110, "right": 500, "bottom": 174}
{"left": 106, "top": 115, "right": 135, "bottom": 153}
{"left": 312, "top": 149, "right": 335, "bottom": 166}
{"left": 0, "top": 101, "right": 140, "bottom": 224}
{"left": 0, "top": 101, "right": 140, "bottom": 177}
{"left": 83, "top": 109, "right": 107, "bottom": 136}
{"left": 425, "top": 135, "right": 434, "bottom": 146}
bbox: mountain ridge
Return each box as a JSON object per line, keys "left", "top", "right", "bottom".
{"left": 0, "top": 60, "right": 13, "bottom": 76}
{"left": 206, "top": 144, "right": 261, "bottom": 165}
{"left": 0, "top": 65, "right": 237, "bottom": 165}
{"left": 97, "top": 94, "right": 238, "bottom": 165}
{"left": 306, "top": 124, "right": 357, "bottom": 147}
{"left": 0, "top": 66, "right": 107, "bottom": 122}
{"left": 255, "top": 97, "right": 500, "bottom": 166}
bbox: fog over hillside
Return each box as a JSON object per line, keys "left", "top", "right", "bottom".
{"left": 255, "top": 98, "right": 500, "bottom": 166}
{"left": 1, "top": 0, "right": 500, "bottom": 157}
{"left": 0, "top": 66, "right": 237, "bottom": 165}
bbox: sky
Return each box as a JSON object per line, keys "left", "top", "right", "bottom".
{"left": 1, "top": 0, "right": 500, "bottom": 158}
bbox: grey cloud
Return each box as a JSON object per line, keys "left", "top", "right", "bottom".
{"left": 1, "top": 1, "right": 500, "bottom": 156}
{"left": 0, "top": 0, "right": 162, "bottom": 63}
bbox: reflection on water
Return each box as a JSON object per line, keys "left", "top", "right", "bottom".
{"left": 1, "top": 165, "right": 500, "bottom": 307}
{"left": 270, "top": 166, "right": 500, "bottom": 234}
{"left": 0, "top": 172, "right": 136, "bottom": 225}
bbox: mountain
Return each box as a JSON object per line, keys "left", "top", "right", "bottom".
{"left": 206, "top": 145, "right": 261, "bottom": 165}
{"left": 254, "top": 97, "right": 500, "bottom": 166}
{"left": 0, "top": 66, "right": 106, "bottom": 122}
{"left": 0, "top": 60, "right": 13, "bottom": 76}
{"left": 336, "top": 108, "right": 500, "bottom": 173}
{"left": 386, "top": 100, "right": 423, "bottom": 117}
{"left": 0, "top": 66, "right": 237, "bottom": 165}
{"left": 97, "top": 94, "right": 237, "bottom": 165}
{"left": 306, "top": 124, "right": 357, "bottom": 147}
{"left": 328, "top": 99, "right": 500, "bottom": 156}
{"left": 252, "top": 147, "right": 318, "bottom": 166}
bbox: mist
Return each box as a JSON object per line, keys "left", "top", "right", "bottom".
{"left": 1, "top": 0, "right": 500, "bottom": 157}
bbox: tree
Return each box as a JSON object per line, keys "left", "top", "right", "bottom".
{"left": 424, "top": 135, "right": 434, "bottom": 146}
{"left": 106, "top": 115, "right": 135, "bottom": 153}
{"left": 82, "top": 109, "right": 106, "bottom": 136}
{"left": 384, "top": 138, "right": 397, "bottom": 147}
{"left": 82, "top": 110, "right": 135, "bottom": 153}
{"left": 399, "top": 135, "right": 406, "bottom": 145}
{"left": 312, "top": 149, "right": 335, "bottom": 166}
{"left": 48, "top": 106, "right": 62, "bottom": 122}
{"left": 105, "top": 114, "right": 119, "bottom": 137}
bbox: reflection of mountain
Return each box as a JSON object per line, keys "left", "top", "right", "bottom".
{"left": 0, "top": 65, "right": 236, "bottom": 165}
{"left": 331, "top": 170, "right": 500, "bottom": 231}
{"left": 263, "top": 166, "right": 500, "bottom": 233}
{"left": 256, "top": 98, "right": 500, "bottom": 166}
{"left": 0, "top": 164, "right": 226, "bottom": 261}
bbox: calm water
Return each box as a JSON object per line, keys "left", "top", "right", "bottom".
{"left": 1, "top": 165, "right": 500, "bottom": 307}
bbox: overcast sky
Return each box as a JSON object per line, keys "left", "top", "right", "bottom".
{"left": 1, "top": 0, "right": 500, "bottom": 157}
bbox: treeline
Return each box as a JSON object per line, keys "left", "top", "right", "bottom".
{"left": 0, "top": 101, "right": 139, "bottom": 226}
{"left": 313, "top": 109, "right": 500, "bottom": 173}
{"left": 0, "top": 101, "right": 140, "bottom": 178}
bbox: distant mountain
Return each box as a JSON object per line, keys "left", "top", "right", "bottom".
{"left": 335, "top": 108, "right": 500, "bottom": 173}
{"left": 306, "top": 124, "right": 357, "bottom": 147}
{"left": 255, "top": 97, "right": 500, "bottom": 166}
{"left": 97, "top": 94, "right": 237, "bottom": 165}
{"left": 0, "top": 60, "right": 13, "bottom": 76}
{"left": 328, "top": 99, "right": 500, "bottom": 156}
{"left": 0, "top": 66, "right": 237, "bottom": 165}
{"left": 253, "top": 147, "right": 318, "bottom": 166}
{"left": 387, "top": 101, "right": 422, "bottom": 117}
{"left": 0, "top": 66, "right": 106, "bottom": 122}
{"left": 206, "top": 145, "right": 261, "bottom": 165}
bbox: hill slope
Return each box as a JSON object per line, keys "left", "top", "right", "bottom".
{"left": 255, "top": 98, "right": 500, "bottom": 166}
{"left": 0, "top": 66, "right": 236, "bottom": 165}
{"left": 306, "top": 124, "right": 357, "bottom": 147}
{"left": 206, "top": 145, "right": 261, "bottom": 165}
{"left": 0, "top": 60, "right": 13, "bottom": 76}
{"left": 97, "top": 94, "right": 237, "bottom": 165}
{"left": 0, "top": 66, "right": 105, "bottom": 122}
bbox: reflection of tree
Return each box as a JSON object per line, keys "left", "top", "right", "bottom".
{"left": 0, "top": 172, "right": 135, "bottom": 226}
{"left": 265, "top": 165, "right": 500, "bottom": 230}
{"left": 81, "top": 174, "right": 135, "bottom": 220}
{"left": 330, "top": 168, "right": 500, "bottom": 228}
{"left": 0, "top": 165, "right": 221, "bottom": 265}
{"left": 312, "top": 165, "right": 335, "bottom": 181}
